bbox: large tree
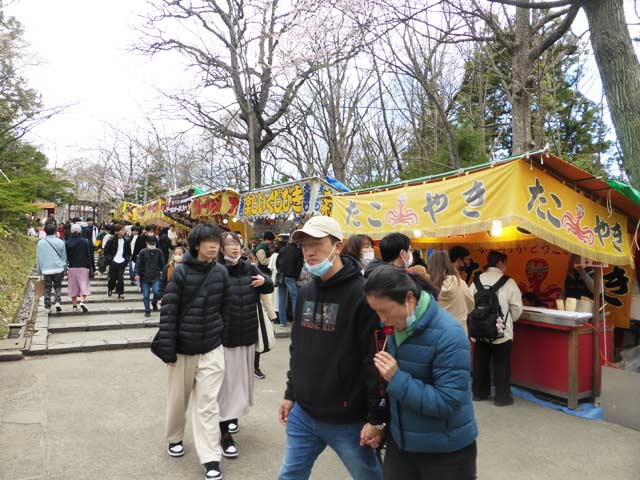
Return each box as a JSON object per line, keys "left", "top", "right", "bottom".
{"left": 488, "top": 0, "right": 640, "bottom": 186}
{"left": 141, "top": 0, "right": 369, "bottom": 188}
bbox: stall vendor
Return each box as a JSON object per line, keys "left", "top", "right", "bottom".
{"left": 564, "top": 254, "right": 594, "bottom": 300}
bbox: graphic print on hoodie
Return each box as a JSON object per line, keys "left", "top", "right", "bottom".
{"left": 301, "top": 300, "right": 339, "bottom": 332}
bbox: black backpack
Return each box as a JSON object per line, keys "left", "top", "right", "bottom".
{"left": 467, "top": 275, "right": 510, "bottom": 340}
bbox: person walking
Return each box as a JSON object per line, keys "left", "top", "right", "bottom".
{"left": 364, "top": 232, "right": 412, "bottom": 277}
{"left": 156, "top": 223, "right": 229, "bottom": 480}
{"left": 427, "top": 250, "right": 474, "bottom": 333}
{"left": 135, "top": 235, "right": 165, "bottom": 318}
{"left": 275, "top": 237, "right": 304, "bottom": 327}
{"left": 342, "top": 234, "right": 375, "bottom": 273}
{"left": 159, "top": 245, "right": 185, "bottom": 299}
{"left": 268, "top": 240, "right": 282, "bottom": 322}
{"left": 278, "top": 216, "right": 387, "bottom": 480}
{"left": 168, "top": 224, "right": 178, "bottom": 248}
{"left": 470, "top": 250, "right": 523, "bottom": 406}
{"left": 159, "top": 227, "right": 173, "bottom": 266}
{"left": 36, "top": 223, "right": 67, "bottom": 314}
{"left": 133, "top": 225, "right": 154, "bottom": 264}
{"left": 129, "top": 226, "right": 141, "bottom": 286}
{"left": 365, "top": 265, "right": 478, "bottom": 479}
{"left": 254, "top": 231, "right": 278, "bottom": 322}
{"left": 65, "top": 224, "right": 94, "bottom": 313}
{"left": 103, "top": 224, "right": 131, "bottom": 300}
{"left": 217, "top": 231, "right": 273, "bottom": 458}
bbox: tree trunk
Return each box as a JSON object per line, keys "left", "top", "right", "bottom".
{"left": 511, "top": 7, "right": 534, "bottom": 155}
{"left": 582, "top": 0, "right": 640, "bottom": 188}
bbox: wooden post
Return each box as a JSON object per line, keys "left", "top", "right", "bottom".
{"left": 592, "top": 268, "right": 603, "bottom": 399}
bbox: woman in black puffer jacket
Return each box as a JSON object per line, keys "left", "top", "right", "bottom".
{"left": 217, "top": 231, "right": 273, "bottom": 460}
{"left": 157, "top": 223, "right": 230, "bottom": 480}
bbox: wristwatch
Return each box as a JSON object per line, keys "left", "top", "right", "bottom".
{"left": 372, "top": 423, "right": 386, "bottom": 431}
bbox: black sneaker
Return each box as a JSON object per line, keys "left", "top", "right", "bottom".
{"left": 228, "top": 421, "right": 239, "bottom": 434}
{"left": 204, "top": 461, "right": 223, "bottom": 480}
{"left": 254, "top": 368, "right": 266, "bottom": 380}
{"left": 72, "top": 305, "right": 78, "bottom": 311}
{"left": 495, "top": 397, "right": 515, "bottom": 407}
{"left": 221, "top": 432, "right": 238, "bottom": 458}
{"left": 108, "top": 289, "right": 113, "bottom": 297}
{"left": 152, "top": 303, "right": 159, "bottom": 312}
{"left": 145, "top": 311, "right": 151, "bottom": 318}
{"left": 130, "top": 280, "right": 136, "bottom": 286}
{"left": 167, "top": 441, "right": 184, "bottom": 457}
{"left": 55, "top": 303, "right": 62, "bottom": 313}
{"left": 118, "top": 294, "right": 125, "bottom": 300}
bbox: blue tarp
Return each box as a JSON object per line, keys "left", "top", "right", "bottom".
{"left": 324, "top": 176, "right": 351, "bottom": 193}
{"left": 511, "top": 386, "right": 603, "bottom": 420}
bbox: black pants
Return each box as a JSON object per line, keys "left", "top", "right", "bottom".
{"left": 254, "top": 351, "right": 260, "bottom": 370}
{"left": 383, "top": 436, "right": 477, "bottom": 480}
{"left": 108, "top": 261, "right": 126, "bottom": 295}
{"left": 473, "top": 339, "right": 513, "bottom": 404}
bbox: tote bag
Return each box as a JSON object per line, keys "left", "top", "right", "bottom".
{"left": 256, "top": 301, "right": 276, "bottom": 353}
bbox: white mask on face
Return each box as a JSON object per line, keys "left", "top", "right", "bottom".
{"left": 404, "top": 251, "right": 413, "bottom": 269}
{"left": 224, "top": 255, "right": 240, "bottom": 265}
{"left": 147, "top": 244, "right": 156, "bottom": 250}
{"left": 361, "top": 250, "right": 375, "bottom": 265}
{"left": 173, "top": 255, "right": 183, "bottom": 263}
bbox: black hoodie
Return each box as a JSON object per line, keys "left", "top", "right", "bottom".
{"left": 284, "top": 255, "right": 388, "bottom": 425}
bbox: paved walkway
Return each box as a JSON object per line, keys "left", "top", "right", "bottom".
{"left": 1, "top": 344, "right": 639, "bottom": 480}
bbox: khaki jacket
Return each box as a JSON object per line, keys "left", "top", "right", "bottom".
{"left": 438, "top": 275, "right": 475, "bottom": 332}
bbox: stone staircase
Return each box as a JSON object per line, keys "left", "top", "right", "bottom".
{"left": 25, "top": 260, "right": 289, "bottom": 356}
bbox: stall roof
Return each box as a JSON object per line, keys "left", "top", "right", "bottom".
{"left": 338, "top": 151, "right": 640, "bottom": 221}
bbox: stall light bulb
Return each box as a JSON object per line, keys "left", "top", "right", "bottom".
{"left": 287, "top": 213, "right": 295, "bottom": 221}
{"left": 413, "top": 229, "right": 421, "bottom": 238}
{"left": 232, "top": 217, "right": 238, "bottom": 222}
{"left": 270, "top": 214, "right": 276, "bottom": 220}
{"left": 491, "top": 219, "right": 503, "bottom": 237}
{"left": 223, "top": 218, "right": 228, "bottom": 224}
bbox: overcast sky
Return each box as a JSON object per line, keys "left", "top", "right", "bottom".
{"left": 6, "top": 1, "right": 639, "bottom": 170}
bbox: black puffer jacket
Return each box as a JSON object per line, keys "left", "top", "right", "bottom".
{"left": 223, "top": 259, "right": 274, "bottom": 348}
{"left": 66, "top": 235, "right": 95, "bottom": 270}
{"left": 157, "top": 252, "right": 230, "bottom": 363}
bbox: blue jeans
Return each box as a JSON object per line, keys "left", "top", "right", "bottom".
{"left": 129, "top": 260, "right": 136, "bottom": 282}
{"left": 279, "top": 403, "right": 382, "bottom": 480}
{"left": 278, "top": 277, "right": 298, "bottom": 326}
{"left": 140, "top": 280, "right": 160, "bottom": 313}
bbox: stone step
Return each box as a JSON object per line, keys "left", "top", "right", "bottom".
{"left": 48, "top": 311, "right": 160, "bottom": 333}
{"left": 29, "top": 327, "right": 158, "bottom": 355}
{"left": 44, "top": 301, "right": 147, "bottom": 317}
{"left": 60, "top": 294, "right": 148, "bottom": 305}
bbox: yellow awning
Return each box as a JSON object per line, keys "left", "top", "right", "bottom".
{"left": 331, "top": 159, "right": 633, "bottom": 266}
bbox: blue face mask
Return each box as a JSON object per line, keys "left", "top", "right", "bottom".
{"left": 304, "top": 245, "right": 336, "bottom": 277}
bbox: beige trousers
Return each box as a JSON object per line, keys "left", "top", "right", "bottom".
{"left": 261, "top": 293, "right": 277, "bottom": 321}
{"left": 165, "top": 346, "right": 225, "bottom": 464}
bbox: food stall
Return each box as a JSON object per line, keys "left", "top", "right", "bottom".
{"left": 330, "top": 151, "right": 640, "bottom": 408}
{"left": 237, "top": 177, "right": 335, "bottom": 240}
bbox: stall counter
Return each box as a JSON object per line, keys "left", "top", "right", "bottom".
{"left": 512, "top": 307, "right": 612, "bottom": 409}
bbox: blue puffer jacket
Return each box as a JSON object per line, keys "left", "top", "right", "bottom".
{"left": 386, "top": 294, "right": 478, "bottom": 453}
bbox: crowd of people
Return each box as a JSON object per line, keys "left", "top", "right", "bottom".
{"left": 34, "top": 211, "right": 528, "bottom": 479}
{"left": 147, "top": 215, "right": 525, "bottom": 480}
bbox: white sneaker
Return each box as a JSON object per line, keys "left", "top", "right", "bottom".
{"left": 167, "top": 441, "right": 184, "bottom": 457}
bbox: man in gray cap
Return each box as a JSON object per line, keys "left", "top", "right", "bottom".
{"left": 278, "top": 216, "right": 387, "bottom": 480}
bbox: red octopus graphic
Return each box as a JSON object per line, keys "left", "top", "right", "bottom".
{"left": 561, "top": 203, "right": 595, "bottom": 246}
{"left": 385, "top": 194, "right": 419, "bottom": 226}
{"left": 517, "top": 257, "right": 563, "bottom": 308}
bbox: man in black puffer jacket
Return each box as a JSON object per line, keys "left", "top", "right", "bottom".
{"left": 135, "top": 235, "right": 165, "bottom": 317}
{"left": 157, "top": 223, "right": 230, "bottom": 480}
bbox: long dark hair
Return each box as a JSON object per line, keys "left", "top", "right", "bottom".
{"left": 426, "top": 249, "right": 459, "bottom": 293}
{"left": 365, "top": 264, "right": 438, "bottom": 303}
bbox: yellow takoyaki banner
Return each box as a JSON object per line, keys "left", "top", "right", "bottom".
{"left": 331, "top": 159, "right": 633, "bottom": 266}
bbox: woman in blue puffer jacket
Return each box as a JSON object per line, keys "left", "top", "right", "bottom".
{"left": 364, "top": 265, "right": 478, "bottom": 479}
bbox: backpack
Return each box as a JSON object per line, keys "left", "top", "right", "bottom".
{"left": 467, "top": 275, "right": 510, "bottom": 341}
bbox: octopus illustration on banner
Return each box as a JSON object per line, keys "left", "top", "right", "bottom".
{"left": 385, "top": 193, "right": 419, "bottom": 226}
{"left": 561, "top": 203, "right": 595, "bottom": 246}
{"left": 517, "top": 258, "right": 563, "bottom": 308}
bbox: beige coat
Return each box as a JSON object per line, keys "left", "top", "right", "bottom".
{"left": 438, "top": 275, "right": 475, "bottom": 332}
